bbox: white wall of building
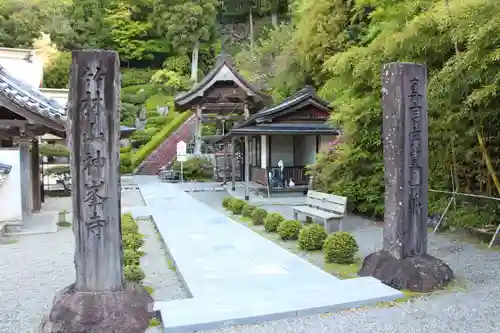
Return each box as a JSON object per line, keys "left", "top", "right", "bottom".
{"left": 0, "top": 48, "right": 44, "bottom": 88}
{"left": 0, "top": 149, "right": 22, "bottom": 222}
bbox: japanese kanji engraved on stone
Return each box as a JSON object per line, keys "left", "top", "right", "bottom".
{"left": 40, "top": 50, "right": 153, "bottom": 333}
{"left": 358, "top": 62, "right": 453, "bottom": 293}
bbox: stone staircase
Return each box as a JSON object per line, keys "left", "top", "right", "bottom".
{"left": 134, "top": 115, "right": 196, "bottom": 175}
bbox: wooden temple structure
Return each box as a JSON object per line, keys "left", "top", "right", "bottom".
{"left": 174, "top": 53, "right": 271, "bottom": 187}
{"left": 222, "top": 86, "right": 340, "bottom": 199}
{"left": 0, "top": 63, "right": 67, "bottom": 217}
{"left": 174, "top": 55, "right": 339, "bottom": 200}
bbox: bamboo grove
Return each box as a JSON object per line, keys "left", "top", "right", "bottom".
{"left": 237, "top": 0, "right": 500, "bottom": 229}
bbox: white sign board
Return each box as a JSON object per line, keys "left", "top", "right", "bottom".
{"left": 176, "top": 140, "right": 187, "bottom": 162}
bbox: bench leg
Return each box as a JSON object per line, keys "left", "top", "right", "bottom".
{"left": 324, "top": 218, "right": 341, "bottom": 234}
{"left": 293, "top": 210, "right": 299, "bottom": 220}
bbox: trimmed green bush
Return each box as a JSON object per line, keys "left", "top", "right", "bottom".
{"left": 230, "top": 199, "right": 246, "bottom": 214}
{"left": 222, "top": 197, "right": 235, "bottom": 209}
{"left": 298, "top": 224, "right": 327, "bottom": 251}
{"left": 252, "top": 208, "right": 268, "bottom": 225}
{"left": 242, "top": 204, "right": 257, "bottom": 218}
{"left": 264, "top": 213, "right": 285, "bottom": 232}
{"left": 124, "top": 249, "right": 141, "bottom": 266}
{"left": 277, "top": 219, "right": 302, "bottom": 240}
{"left": 122, "top": 233, "right": 144, "bottom": 251}
{"left": 124, "top": 265, "right": 146, "bottom": 283}
{"left": 323, "top": 232, "right": 359, "bottom": 264}
{"left": 132, "top": 111, "right": 192, "bottom": 168}
{"left": 171, "top": 156, "right": 213, "bottom": 180}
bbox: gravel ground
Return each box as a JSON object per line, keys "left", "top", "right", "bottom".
{"left": 138, "top": 217, "right": 190, "bottom": 301}
{"left": 0, "top": 211, "right": 188, "bottom": 332}
{"left": 188, "top": 189, "right": 500, "bottom": 333}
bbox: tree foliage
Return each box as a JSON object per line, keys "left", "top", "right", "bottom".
{"left": 239, "top": 0, "right": 500, "bottom": 228}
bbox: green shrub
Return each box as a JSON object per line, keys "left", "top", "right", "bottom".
{"left": 132, "top": 111, "right": 192, "bottom": 168}
{"left": 124, "top": 265, "right": 145, "bottom": 283}
{"left": 230, "top": 199, "right": 246, "bottom": 215}
{"left": 124, "top": 249, "right": 141, "bottom": 266}
{"left": 252, "top": 208, "right": 268, "bottom": 225}
{"left": 122, "top": 217, "right": 139, "bottom": 234}
{"left": 122, "top": 233, "right": 144, "bottom": 251}
{"left": 120, "top": 153, "right": 133, "bottom": 174}
{"left": 242, "top": 204, "right": 257, "bottom": 218}
{"left": 222, "top": 197, "right": 235, "bottom": 209}
{"left": 121, "top": 68, "right": 156, "bottom": 87}
{"left": 43, "top": 51, "right": 71, "bottom": 88}
{"left": 130, "top": 130, "right": 153, "bottom": 148}
{"left": 39, "top": 143, "right": 70, "bottom": 157}
{"left": 264, "top": 213, "right": 285, "bottom": 232}
{"left": 323, "top": 232, "right": 359, "bottom": 264}
{"left": 277, "top": 219, "right": 302, "bottom": 240}
{"left": 298, "top": 224, "right": 327, "bottom": 251}
{"left": 120, "top": 146, "right": 132, "bottom": 154}
{"left": 121, "top": 84, "right": 167, "bottom": 98}
{"left": 171, "top": 156, "right": 213, "bottom": 180}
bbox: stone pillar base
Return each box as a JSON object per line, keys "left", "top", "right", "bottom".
{"left": 358, "top": 250, "right": 454, "bottom": 293}
{"left": 40, "top": 282, "right": 154, "bottom": 333}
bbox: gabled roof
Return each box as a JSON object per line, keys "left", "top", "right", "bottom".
{"left": 0, "top": 63, "right": 66, "bottom": 134}
{"left": 174, "top": 54, "right": 271, "bottom": 109}
{"left": 235, "top": 85, "right": 332, "bottom": 129}
{"left": 0, "top": 65, "right": 136, "bottom": 139}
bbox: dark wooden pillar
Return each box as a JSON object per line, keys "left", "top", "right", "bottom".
{"left": 243, "top": 104, "right": 250, "bottom": 201}
{"left": 231, "top": 137, "right": 236, "bottom": 191}
{"left": 31, "top": 139, "right": 41, "bottom": 212}
{"left": 222, "top": 140, "right": 228, "bottom": 184}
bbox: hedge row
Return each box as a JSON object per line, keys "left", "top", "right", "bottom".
{"left": 222, "top": 197, "right": 359, "bottom": 265}
{"left": 132, "top": 111, "right": 192, "bottom": 169}
{"left": 121, "top": 213, "right": 146, "bottom": 284}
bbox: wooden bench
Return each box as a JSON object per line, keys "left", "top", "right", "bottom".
{"left": 292, "top": 190, "right": 347, "bottom": 233}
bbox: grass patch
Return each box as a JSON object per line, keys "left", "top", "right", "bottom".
{"left": 167, "top": 259, "right": 176, "bottom": 271}
{"left": 324, "top": 258, "right": 363, "bottom": 279}
{"left": 143, "top": 285, "right": 154, "bottom": 295}
{"left": 0, "top": 238, "right": 18, "bottom": 245}
{"left": 149, "top": 318, "right": 161, "bottom": 327}
{"left": 57, "top": 221, "right": 72, "bottom": 227}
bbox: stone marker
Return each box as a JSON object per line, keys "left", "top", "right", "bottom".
{"left": 40, "top": 50, "right": 152, "bottom": 333}
{"left": 358, "top": 62, "right": 453, "bottom": 293}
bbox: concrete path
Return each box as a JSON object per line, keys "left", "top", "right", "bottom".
{"left": 135, "top": 177, "right": 402, "bottom": 333}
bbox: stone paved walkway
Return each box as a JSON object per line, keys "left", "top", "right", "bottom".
{"left": 134, "top": 177, "right": 402, "bottom": 333}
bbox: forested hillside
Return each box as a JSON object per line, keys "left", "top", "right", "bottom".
{"left": 2, "top": 0, "right": 500, "bottom": 228}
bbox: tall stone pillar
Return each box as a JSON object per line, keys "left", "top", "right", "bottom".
{"left": 41, "top": 50, "right": 152, "bottom": 333}
{"left": 358, "top": 62, "right": 453, "bottom": 293}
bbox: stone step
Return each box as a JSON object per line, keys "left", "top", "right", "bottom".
{"left": 155, "top": 277, "right": 402, "bottom": 333}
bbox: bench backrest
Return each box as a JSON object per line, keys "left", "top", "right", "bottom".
{"left": 306, "top": 190, "right": 347, "bottom": 215}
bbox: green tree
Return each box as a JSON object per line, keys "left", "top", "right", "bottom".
{"left": 0, "top": 0, "right": 45, "bottom": 48}
{"left": 104, "top": 2, "right": 154, "bottom": 63}
{"left": 51, "top": 0, "right": 112, "bottom": 50}
{"left": 153, "top": 0, "right": 218, "bottom": 54}
{"left": 43, "top": 51, "right": 71, "bottom": 88}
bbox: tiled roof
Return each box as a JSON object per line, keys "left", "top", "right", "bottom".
{"left": 174, "top": 53, "right": 271, "bottom": 109}
{"left": 0, "top": 64, "right": 66, "bottom": 123}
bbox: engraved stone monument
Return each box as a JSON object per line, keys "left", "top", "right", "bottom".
{"left": 40, "top": 50, "right": 152, "bottom": 332}
{"left": 358, "top": 62, "right": 453, "bottom": 292}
